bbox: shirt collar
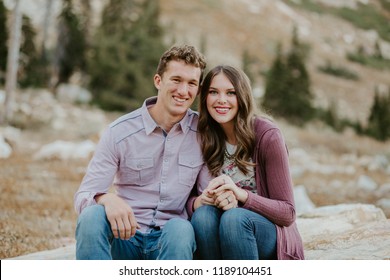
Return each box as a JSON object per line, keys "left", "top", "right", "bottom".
{"left": 141, "top": 96, "right": 193, "bottom": 135}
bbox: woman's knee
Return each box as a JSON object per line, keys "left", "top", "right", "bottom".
{"left": 220, "top": 208, "right": 247, "bottom": 227}
{"left": 220, "top": 208, "right": 276, "bottom": 238}
{"left": 191, "top": 205, "right": 221, "bottom": 228}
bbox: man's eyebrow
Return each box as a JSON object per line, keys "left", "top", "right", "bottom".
{"left": 170, "top": 75, "right": 199, "bottom": 83}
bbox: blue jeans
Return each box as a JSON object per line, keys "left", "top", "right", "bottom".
{"left": 75, "top": 205, "right": 196, "bottom": 260}
{"left": 191, "top": 205, "right": 277, "bottom": 260}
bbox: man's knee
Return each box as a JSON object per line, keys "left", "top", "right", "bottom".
{"left": 76, "top": 205, "right": 107, "bottom": 236}
{"left": 165, "top": 218, "right": 194, "bottom": 236}
{"left": 162, "top": 218, "right": 195, "bottom": 247}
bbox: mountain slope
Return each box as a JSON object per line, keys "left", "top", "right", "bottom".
{"left": 159, "top": 0, "right": 390, "bottom": 124}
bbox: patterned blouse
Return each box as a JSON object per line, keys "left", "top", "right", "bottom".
{"left": 221, "top": 142, "right": 256, "bottom": 193}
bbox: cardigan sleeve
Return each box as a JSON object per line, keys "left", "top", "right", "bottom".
{"left": 242, "top": 125, "right": 296, "bottom": 227}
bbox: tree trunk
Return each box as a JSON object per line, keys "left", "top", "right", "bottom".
{"left": 41, "top": 0, "right": 53, "bottom": 60}
{"left": 1, "top": 0, "right": 22, "bottom": 125}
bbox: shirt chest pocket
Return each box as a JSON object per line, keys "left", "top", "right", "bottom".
{"left": 123, "top": 158, "right": 155, "bottom": 185}
{"left": 178, "top": 155, "right": 204, "bottom": 187}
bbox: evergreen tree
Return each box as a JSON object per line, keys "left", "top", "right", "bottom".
{"left": 262, "top": 43, "right": 288, "bottom": 116}
{"left": 88, "top": 0, "right": 165, "bottom": 111}
{"left": 19, "top": 15, "right": 48, "bottom": 88}
{"left": 242, "top": 49, "right": 256, "bottom": 83}
{"left": 366, "top": 87, "right": 390, "bottom": 141}
{"left": 262, "top": 27, "right": 314, "bottom": 125}
{"left": 55, "top": 0, "right": 86, "bottom": 85}
{"left": 374, "top": 40, "right": 383, "bottom": 59}
{"left": 284, "top": 27, "right": 314, "bottom": 123}
{"left": 0, "top": 0, "right": 8, "bottom": 83}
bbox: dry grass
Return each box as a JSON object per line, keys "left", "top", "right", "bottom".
{"left": 0, "top": 152, "right": 87, "bottom": 259}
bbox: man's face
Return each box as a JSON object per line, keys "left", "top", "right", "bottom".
{"left": 154, "top": 60, "right": 201, "bottom": 117}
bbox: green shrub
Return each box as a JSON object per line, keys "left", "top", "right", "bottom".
{"left": 318, "top": 61, "right": 359, "bottom": 80}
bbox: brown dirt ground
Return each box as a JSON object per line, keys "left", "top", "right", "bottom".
{"left": 0, "top": 152, "right": 86, "bottom": 259}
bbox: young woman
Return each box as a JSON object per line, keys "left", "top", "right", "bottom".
{"left": 187, "top": 65, "right": 304, "bottom": 260}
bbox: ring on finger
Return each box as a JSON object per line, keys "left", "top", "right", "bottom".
{"left": 226, "top": 196, "right": 231, "bottom": 203}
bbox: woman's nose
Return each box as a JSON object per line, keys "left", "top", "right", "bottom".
{"left": 218, "top": 94, "right": 227, "bottom": 104}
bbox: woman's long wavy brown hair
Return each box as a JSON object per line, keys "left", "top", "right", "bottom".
{"left": 198, "top": 65, "right": 256, "bottom": 177}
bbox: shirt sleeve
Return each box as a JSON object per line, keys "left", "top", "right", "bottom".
{"left": 242, "top": 128, "right": 296, "bottom": 227}
{"left": 73, "top": 127, "right": 119, "bottom": 214}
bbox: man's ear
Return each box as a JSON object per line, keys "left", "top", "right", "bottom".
{"left": 154, "top": 74, "right": 161, "bottom": 89}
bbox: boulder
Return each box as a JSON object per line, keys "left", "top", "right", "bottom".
{"left": 7, "top": 203, "right": 390, "bottom": 260}
{"left": 298, "top": 204, "right": 390, "bottom": 259}
{"left": 33, "top": 140, "right": 96, "bottom": 160}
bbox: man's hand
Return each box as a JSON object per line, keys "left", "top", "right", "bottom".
{"left": 208, "top": 175, "right": 248, "bottom": 210}
{"left": 95, "top": 193, "right": 140, "bottom": 240}
{"left": 193, "top": 187, "right": 216, "bottom": 210}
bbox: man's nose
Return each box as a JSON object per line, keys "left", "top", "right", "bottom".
{"left": 177, "top": 83, "right": 188, "bottom": 94}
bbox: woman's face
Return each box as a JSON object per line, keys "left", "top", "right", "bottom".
{"left": 206, "top": 73, "right": 238, "bottom": 128}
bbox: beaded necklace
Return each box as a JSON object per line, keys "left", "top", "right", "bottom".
{"left": 224, "top": 142, "right": 236, "bottom": 163}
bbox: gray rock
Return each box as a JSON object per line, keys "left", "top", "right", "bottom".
{"left": 7, "top": 203, "right": 390, "bottom": 260}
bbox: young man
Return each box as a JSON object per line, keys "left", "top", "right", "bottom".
{"left": 74, "top": 45, "right": 211, "bottom": 260}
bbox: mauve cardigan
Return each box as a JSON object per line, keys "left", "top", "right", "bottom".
{"left": 187, "top": 117, "right": 305, "bottom": 260}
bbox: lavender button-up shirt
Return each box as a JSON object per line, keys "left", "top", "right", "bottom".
{"left": 74, "top": 97, "right": 211, "bottom": 233}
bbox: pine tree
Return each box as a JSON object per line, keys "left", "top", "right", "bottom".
{"left": 242, "top": 49, "right": 255, "bottom": 83}
{"left": 284, "top": 27, "right": 314, "bottom": 123}
{"left": 88, "top": 0, "right": 165, "bottom": 111}
{"left": 262, "top": 27, "right": 314, "bottom": 125}
{"left": 366, "top": 87, "right": 390, "bottom": 141}
{"left": 262, "top": 43, "right": 288, "bottom": 116}
{"left": 55, "top": 0, "right": 86, "bottom": 86}
{"left": 19, "top": 15, "right": 48, "bottom": 88}
{"left": 0, "top": 0, "right": 8, "bottom": 83}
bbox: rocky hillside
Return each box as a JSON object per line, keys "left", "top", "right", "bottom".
{"left": 159, "top": 0, "right": 390, "bottom": 124}
{"left": 4, "top": 0, "right": 390, "bottom": 124}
